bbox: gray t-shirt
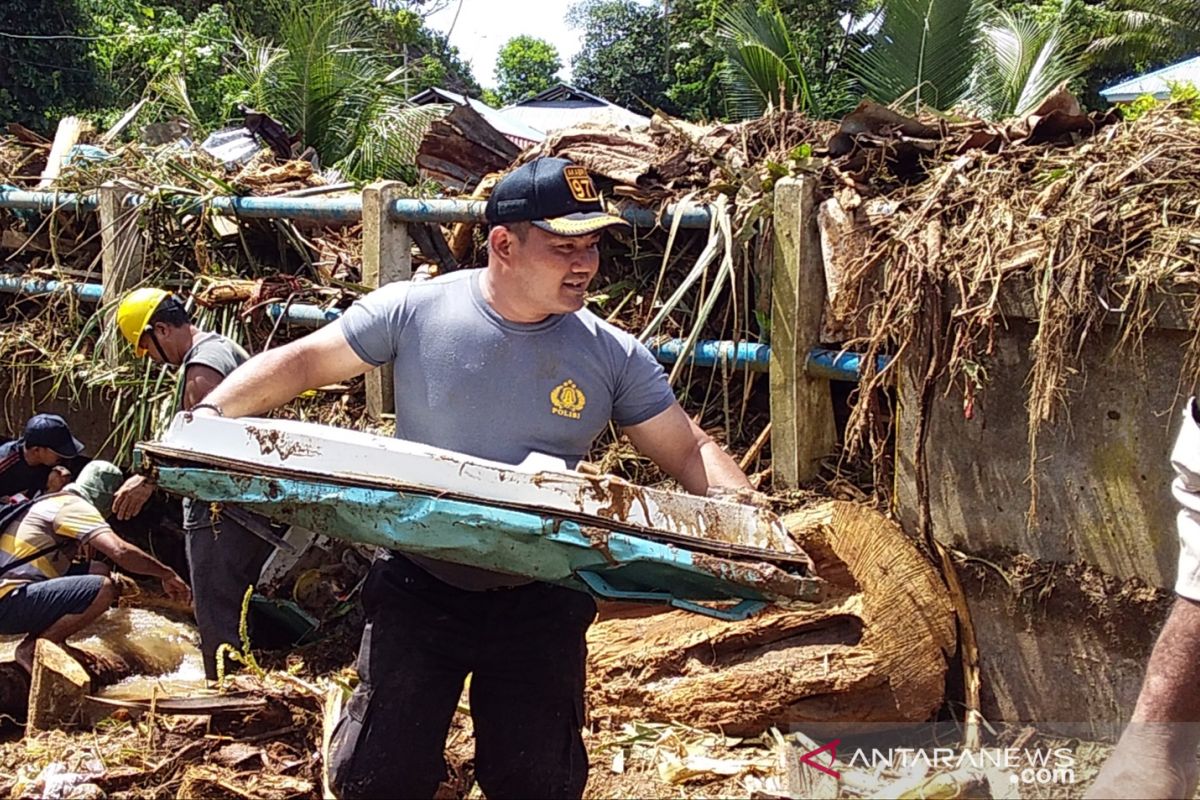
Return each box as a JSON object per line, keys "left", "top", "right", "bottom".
{"left": 181, "top": 333, "right": 250, "bottom": 529}
{"left": 338, "top": 269, "right": 676, "bottom": 588}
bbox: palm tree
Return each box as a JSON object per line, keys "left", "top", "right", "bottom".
{"left": 715, "top": 3, "right": 813, "bottom": 119}
{"left": 232, "top": 0, "right": 443, "bottom": 181}
{"left": 846, "top": 0, "right": 980, "bottom": 113}
{"left": 847, "top": 0, "right": 1089, "bottom": 119}
{"left": 968, "top": 8, "right": 1088, "bottom": 119}
{"left": 1088, "top": 0, "right": 1200, "bottom": 71}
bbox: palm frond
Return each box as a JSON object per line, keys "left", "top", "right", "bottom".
{"left": 1086, "top": 0, "right": 1200, "bottom": 68}
{"left": 226, "top": 0, "right": 435, "bottom": 180}
{"left": 847, "top": 0, "right": 983, "bottom": 112}
{"left": 967, "top": 7, "right": 1087, "bottom": 119}
{"left": 337, "top": 101, "right": 447, "bottom": 182}
{"left": 716, "top": 3, "right": 811, "bottom": 120}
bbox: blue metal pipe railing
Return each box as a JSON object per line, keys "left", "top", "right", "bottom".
{"left": 806, "top": 348, "right": 892, "bottom": 381}
{"left": 0, "top": 275, "right": 891, "bottom": 381}
{"left": 0, "top": 189, "right": 99, "bottom": 214}
{"left": 205, "top": 195, "right": 363, "bottom": 223}
{"left": 1, "top": 190, "right": 715, "bottom": 230}
{"left": 0, "top": 274, "right": 105, "bottom": 302}
{"left": 650, "top": 339, "right": 772, "bottom": 372}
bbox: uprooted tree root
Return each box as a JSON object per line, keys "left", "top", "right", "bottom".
{"left": 837, "top": 103, "right": 1200, "bottom": 529}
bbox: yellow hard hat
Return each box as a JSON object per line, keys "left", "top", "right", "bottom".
{"left": 116, "top": 287, "right": 169, "bottom": 357}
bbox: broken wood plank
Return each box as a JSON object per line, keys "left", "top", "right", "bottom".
{"left": 447, "top": 173, "right": 500, "bottom": 262}
{"left": 408, "top": 222, "right": 457, "bottom": 273}
{"left": 417, "top": 103, "right": 519, "bottom": 192}
{"left": 84, "top": 693, "right": 267, "bottom": 716}
{"left": 26, "top": 639, "right": 91, "bottom": 734}
{"left": 37, "top": 116, "right": 86, "bottom": 188}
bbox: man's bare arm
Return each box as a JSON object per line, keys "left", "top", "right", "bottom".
{"left": 201, "top": 324, "right": 373, "bottom": 417}
{"left": 88, "top": 529, "right": 192, "bottom": 602}
{"left": 623, "top": 404, "right": 753, "bottom": 496}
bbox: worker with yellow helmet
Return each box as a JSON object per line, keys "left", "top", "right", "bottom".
{"left": 112, "top": 288, "right": 274, "bottom": 681}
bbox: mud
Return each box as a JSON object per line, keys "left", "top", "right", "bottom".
{"left": 958, "top": 549, "right": 1172, "bottom": 660}
{"left": 690, "top": 552, "right": 824, "bottom": 601}
{"left": 244, "top": 425, "right": 319, "bottom": 461}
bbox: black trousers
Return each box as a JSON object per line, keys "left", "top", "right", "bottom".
{"left": 329, "top": 552, "right": 597, "bottom": 799}
{"left": 186, "top": 512, "right": 274, "bottom": 680}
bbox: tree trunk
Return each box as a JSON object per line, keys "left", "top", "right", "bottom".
{"left": 585, "top": 500, "right": 957, "bottom": 735}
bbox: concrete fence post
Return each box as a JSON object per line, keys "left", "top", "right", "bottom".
{"left": 770, "top": 176, "right": 836, "bottom": 487}
{"left": 99, "top": 182, "right": 145, "bottom": 365}
{"left": 361, "top": 181, "right": 413, "bottom": 420}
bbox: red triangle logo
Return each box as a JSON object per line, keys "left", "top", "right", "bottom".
{"left": 799, "top": 738, "right": 841, "bottom": 778}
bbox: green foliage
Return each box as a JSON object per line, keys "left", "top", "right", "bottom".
{"left": 480, "top": 88, "right": 503, "bottom": 108}
{"left": 716, "top": 3, "right": 812, "bottom": 118}
{"left": 568, "top": 0, "right": 671, "bottom": 114}
{"left": 373, "top": 8, "right": 482, "bottom": 97}
{"left": 0, "top": 0, "right": 104, "bottom": 131}
{"left": 234, "top": 0, "right": 442, "bottom": 181}
{"left": 847, "top": 0, "right": 981, "bottom": 111}
{"left": 1085, "top": 0, "right": 1200, "bottom": 75}
{"left": 969, "top": 7, "right": 1087, "bottom": 118}
{"left": 846, "top": 0, "right": 1088, "bottom": 119}
{"left": 494, "top": 35, "right": 562, "bottom": 104}
{"left": 82, "top": 1, "right": 244, "bottom": 131}
{"left": 1122, "top": 81, "right": 1200, "bottom": 122}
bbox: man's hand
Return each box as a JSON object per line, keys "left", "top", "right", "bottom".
{"left": 112, "top": 474, "right": 156, "bottom": 520}
{"left": 45, "top": 466, "right": 72, "bottom": 493}
{"left": 161, "top": 572, "right": 192, "bottom": 604}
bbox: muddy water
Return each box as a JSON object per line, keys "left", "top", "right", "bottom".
{"left": 0, "top": 607, "right": 207, "bottom": 698}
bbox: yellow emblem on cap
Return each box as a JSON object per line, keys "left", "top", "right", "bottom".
{"left": 563, "top": 166, "right": 599, "bottom": 203}
{"left": 550, "top": 379, "right": 587, "bottom": 419}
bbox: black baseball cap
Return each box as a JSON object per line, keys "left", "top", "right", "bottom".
{"left": 485, "top": 157, "right": 629, "bottom": 237}
{"left": 23, "top": 414, "right": 85, "bottom": 458}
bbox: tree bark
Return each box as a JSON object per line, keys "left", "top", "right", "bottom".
{"left": 585, "top": 500, "right": 957, "bottom": 735}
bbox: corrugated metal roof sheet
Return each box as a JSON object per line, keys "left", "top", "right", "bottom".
{"left": 409, "top": 87, "right": 546, "bottom": 147}
{"left": 500, "top": 83, "right": 651, "bottom": 133}
{"left": 1100, "top": 55, "right": 1200, "bottom": 102}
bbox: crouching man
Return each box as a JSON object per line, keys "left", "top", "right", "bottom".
{"left": 0, "top": 460, "right": 191, "bottom": 673}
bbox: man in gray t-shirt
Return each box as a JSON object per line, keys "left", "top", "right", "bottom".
{"left": 112, "top": 289, "right": 273, "bottom": 680}
{"left": 199, "top": 157, "right": 758, "bottom": 799}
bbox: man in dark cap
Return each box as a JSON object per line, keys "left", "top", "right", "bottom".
{"left": 195, "top": 156, "right": 758, "bottom": 799}
{"left": 0, "top": 414, "right": 86, "bottom": 502}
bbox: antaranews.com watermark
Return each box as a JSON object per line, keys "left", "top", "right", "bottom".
{"left": 798, "top": 739, "right": 1078, "bottom": 788}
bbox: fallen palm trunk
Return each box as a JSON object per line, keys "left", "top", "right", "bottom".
{"left": 585, "top": 500, "right": 957, "bottom": 735}
{"left": 0, "top": 607, "right": 201, "bottom": 725}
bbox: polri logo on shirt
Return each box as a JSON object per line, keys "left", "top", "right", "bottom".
{"left": 550, "top": 380, "right": 586, "bottom": 420}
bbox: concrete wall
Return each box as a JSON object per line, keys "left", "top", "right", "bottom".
{"left": 895, "top": 317, "right": 1189, "bottom": 736}
{"left": 1, "top": 368, "right": 122, "bottom": 461}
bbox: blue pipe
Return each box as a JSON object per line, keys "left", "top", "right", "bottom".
{"left": 650, "top": 339, "right": 771, "bottom": 372}
{"left": 388, "top": 198, "right": 712, "bottom": 229}
{"left": 0, "top": 276, "right": 890, "bottom": 381}
{"left": 0, "top": 274, "right": 105, "bottom": 302}
{"left": 0, "top": 190, "right": 713, "bottom": 229}
{"left": 264, "top": 301, "right": 345, "bottom": 326}
{"left": 0, "top": 189, "right": 97, "bottom": 214}
{"left": 390, "top": 198, "right": 485, "bottom": 224}
{"left": 806, "top": 348, "right": 892, "bottom": 381}
{"left": 204, "top": 195, "right": 362, "bottom": 223}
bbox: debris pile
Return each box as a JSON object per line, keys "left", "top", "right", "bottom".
{"left": 820, "top": 97, "right": 1200, "bottom": 514}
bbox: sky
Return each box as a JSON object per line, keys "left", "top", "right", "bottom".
{"left": 424, "top": 0, "right": 584, "bottom": 90}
